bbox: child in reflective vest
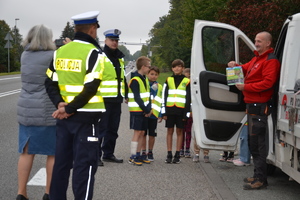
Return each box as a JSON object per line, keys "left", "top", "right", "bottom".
{"left": 162, "top": 59, "right": 191, "bottom": 164}
{"left": 141, "top": 66, "right": 163, "bottom": 161}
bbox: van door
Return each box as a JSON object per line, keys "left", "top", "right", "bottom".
{"left": 191, "top": 20, "right": 255, "bottom": 151}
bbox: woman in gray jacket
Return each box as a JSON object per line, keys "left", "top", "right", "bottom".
{"left": 16, "top": 25, "right": 56, "bottom": 200}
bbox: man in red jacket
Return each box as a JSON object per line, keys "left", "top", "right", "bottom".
{"left": 228, "top": 31, "right": 280, "bottom": 190}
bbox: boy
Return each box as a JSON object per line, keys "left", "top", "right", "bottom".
{"left": 128, "top": 56, "right": 152, "bottom": 166}
{"left": 162, "top": 59, "right": 191, "bottom": 164}
{"left": 141, "top": 66, "right": 163, "bottom": 162}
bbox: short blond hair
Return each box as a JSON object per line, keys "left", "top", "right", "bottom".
{"left": 136, "top": 56, "right": 151, "bottom": 70}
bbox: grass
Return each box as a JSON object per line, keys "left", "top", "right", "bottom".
{"left": 0, "top": 72, "right": 20, "bottom": 76}
{"left": 157, "top": 72, "right": 172, "bottom": 85}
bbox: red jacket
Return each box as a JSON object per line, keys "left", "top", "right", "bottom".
{"left": 241, "top": 48, "right": 280, "bottom": 103}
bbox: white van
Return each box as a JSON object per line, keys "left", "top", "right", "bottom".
{"left": 191, "top": 13, "right": 300, "bottom": 183}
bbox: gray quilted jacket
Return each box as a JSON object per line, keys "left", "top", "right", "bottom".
{"left": 17, "top": 46, "right": 56, "bottom": 126}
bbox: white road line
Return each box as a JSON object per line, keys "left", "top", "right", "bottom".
{"left": 0, "top": 77, "right": 20, "bottom": 81}
{"left": 0, "top": 89, "right": 21, "bottom": 97}
{"left": 27, "top": 168, "right": 46, "bottom": 186}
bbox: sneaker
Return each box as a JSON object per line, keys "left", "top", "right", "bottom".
{"left": 128, "top": 157, "right": 143, "bottom": 166}
{"left": 193, "top": 154, "right": 200, "bottom": 162}
{"left": 243, "top": 180, "right": 267, "bottom": 190}
{"left": 147, "top": 152, "right": 154, "bottom": 161}
{"left": 138, "top": 155, "right": 151, "bottom": 164}
{"left": 165, "top": 155, "right": 173, "bottom": 163}
{"left": 179, "top": 149, "right": 184, "bottom": 157}
{"left": 226, "top": 157, "right": 234, "bottom": 163}
{"left": 233, "top": 158, "right": 241, "bottom": 163}
{"left": 234, "top": 160, "right": 250, "bottom": 166}
{"left": 185, "top": 150, "right": 191, "bottom": 158}
{"left": 172, "top": 155, "right": 181, "bottom": 164}
{"left": 204, "top": 155, "right": 210, "bottom": 163}
{"left": 219, "top": 156, "right": 227, "bottom": 162}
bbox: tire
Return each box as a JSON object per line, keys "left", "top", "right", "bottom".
{"left": 267, "top": 163, "right": 276, "bottom": 175}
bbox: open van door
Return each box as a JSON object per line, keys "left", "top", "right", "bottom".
{"left": 191, "top": 20, "right": 255, "bottom": 151}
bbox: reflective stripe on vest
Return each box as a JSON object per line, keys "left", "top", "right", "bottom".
{"left": 53, "top": 41, "right": 106, "bottom": 112}
{"left": 99, "top": 57, "right": 125, "bottom": 97}
{"left": 152, "top": 83, "right": 163, "bottom": 118}
{"left": 128, "top": 76, "right": 150, "bottom": 112}
{"left": 166, "top": 77, "right": 190, "bottom": 108}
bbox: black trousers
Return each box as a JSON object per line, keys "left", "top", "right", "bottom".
{"left": 50, "top": 119, "right": 100, "bottom": 200}
{"left": 247, "top": 113, "right": 268, "bottom": 182}
{"left": 98, "top": 102, "right": 122, "bottom": 158}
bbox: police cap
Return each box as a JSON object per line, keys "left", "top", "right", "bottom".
{"left": 71, "top": 11, "right": 100, "bottom": 27}
{"left": 104, "top": 29, "right": 121, "bottom": 40}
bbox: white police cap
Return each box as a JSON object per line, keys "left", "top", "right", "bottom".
{"left": 104, "top": 29, "right": 121, "bottom": 40}
{"left": 71, "top": 11, "right": 100, "bottom": 25}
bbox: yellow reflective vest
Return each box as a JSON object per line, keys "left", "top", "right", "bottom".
{"left": 46, "top": 41, "right": 105, "bottom": 112}
{"left": 152, "top": 83, "right": 163, "bottom": 118}
{"left": 99, "top": 57, "right": 125, "bottom": 97}
{"left": 166, "top": 77, "right": 190, "bottom": 108}
{"left": 128, "top": 76, "right": 150, "bottom": 112}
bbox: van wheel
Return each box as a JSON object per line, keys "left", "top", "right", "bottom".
{"left": 267, "top": 164, "right": 276, "bottom": 175}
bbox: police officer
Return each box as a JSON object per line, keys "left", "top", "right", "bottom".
{"left": 98, "top": 29, "right": 128, "bottom": 166}
{"left": 45, "top": 11, "right": 105, "bottom": 200}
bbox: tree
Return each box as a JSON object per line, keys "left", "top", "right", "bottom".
{"left": 217, "top": 0, "right": 300, "bottom": 44}
{"left": 0, "top": 20, "right": 22, "bottom": 72}
{"left": 60, "top": 22, "right": 75, "bottom": 40}
{"left": 118, "top": 45, "right": 133, "bottom": 61}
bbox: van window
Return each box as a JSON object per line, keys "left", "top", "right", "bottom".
{"left": 202, "top": 27, "right": 234, "bottom": 75}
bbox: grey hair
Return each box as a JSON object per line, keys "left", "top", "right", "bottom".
{"left": 22, "top": 24, "right": 56, "bottom": 51}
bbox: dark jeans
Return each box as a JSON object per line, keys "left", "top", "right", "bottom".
{"left": 98, "top": 102, "right": 122, "bottom": 158}
{"left": 247, "top": 113, "right": 268, "bottom": 182}
{"left": 50, "top": 119, "right": 100, "bottom": 200}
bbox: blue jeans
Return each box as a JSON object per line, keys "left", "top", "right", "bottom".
{"left": 239, "top": 125, "right": 251, "bottom": 164}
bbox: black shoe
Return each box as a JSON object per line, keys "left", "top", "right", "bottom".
{"left": 16, "top": 194, "right": 28, "bottom": 200}
{"left": 172, "top": 155, "right": 181, "bottom": 164}
{"left": 165, "top": 155, "right": 173, "bottom": 163}
{"left": 43, "top": 193, "right": 50, "bottom": 200}
{"left": 98, "top": 159, "right": 104, "bottom": 166}
{"left": 103, "top": 155, "right": 123, "bottom": 163}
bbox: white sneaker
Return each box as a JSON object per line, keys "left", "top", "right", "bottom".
{"left": 234, "top": 160, "right": 250, "bottom": 166}
{"left": 193, "top": 154, "right": 200, "bottom": 162}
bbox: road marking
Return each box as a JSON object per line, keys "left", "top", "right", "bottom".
{"left": 0, "top": 89, "right": 21, "bottom": 97}
{"left": 27, "top": 168, "right": 46, "bottom": 186}
{"left": 0, "top": 77, "right": 20, "bottom": 81}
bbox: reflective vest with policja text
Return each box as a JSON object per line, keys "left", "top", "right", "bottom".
{"left": 46, "top": 40, "right": 106, "bottom": 112}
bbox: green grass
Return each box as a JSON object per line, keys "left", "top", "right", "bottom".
{"left": 0, "top": 72, "right": 20, "bottom": 76}
{"left": 157, "top": 72, "right": 172, "bottom": 85}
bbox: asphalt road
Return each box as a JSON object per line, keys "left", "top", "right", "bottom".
{"left": 1, "top": 74, "right": 300, "bottom": 200}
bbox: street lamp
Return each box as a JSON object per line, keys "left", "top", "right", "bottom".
{"left": 15, "top": 18, "right": 19, "bottom": 44}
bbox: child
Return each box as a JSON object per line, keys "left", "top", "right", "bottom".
{"left": 162, "top": 59, "right": 191, "bottom": 164}
{"left": 180, "top": 68, "right": 192, "bottom": 158}
{"left": 128, "top": 56, "right": 152, "bottom": 166}
{"left": 219, "top": 151, "right": 234, "bottom": 162}
{"left": 193, "top": 140, "right": 210, "bottom": 163}
{"left": 233, "top": 123, "right": 251, "bottom": 166}
{"left": 141, "top": 66, "right": 163, "bottom": 161}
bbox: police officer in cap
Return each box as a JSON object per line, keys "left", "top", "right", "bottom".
{"left": 98, "top": 29, "right": 128, "bottom": 166}
{"left": 45, "top": 11, "right": 105, "bottom": 200}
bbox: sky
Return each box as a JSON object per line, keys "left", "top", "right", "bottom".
{"left": 0, "top": 0, "right": 170, "bottom": 54}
